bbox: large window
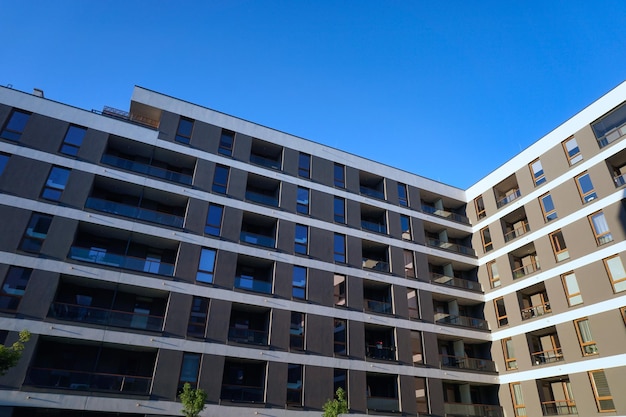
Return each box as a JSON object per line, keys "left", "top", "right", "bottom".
{"left": 404, "top": 250, "right": 416, "bottom": 278}
{"left": 604, "top": 255, "right": 626, "bottom": 293}
{"left": 488, "top": 260, "right": 500, "bottom": 288}
{"left": 218, "top": 129, "right": 234, "bottom": 156}
{"left": 20, "top": 213, "right": 52, "bottom": 253}
{"left": 549, "top": 230, "right": 569, "bottom": 262}
{"left": 296, "top": 187, "right": 310, "bottom": 215}
{"left": 334, "top": 163, "right": 345, "bottom": 188}
{"left": 510, "top": 383, "right": 527, "bottom": 416}
{"left": 290, "top": 312, "right": 304, "bottom": 350}
{"left": 480, "top": 227, "right": 493, "bottom": 252}
{"left": 562, "top": 136, "right": 582, "bottom": 165}
{"left": 494, "top": 297, "right": 508, "bottom": 327}
{"left": 574, "top": 318, "right": 598, "bottom": 355}
{"left": 474, "top": 195, "right": 486, "bottom": 219}
{"left": 502, "top": 338, "right": 517, "bottom": 370}
{"left": 212, "top": 165, "right": 229, "bottom": 194}
{"left": 539, "top": 193, "right": 557, "bottom": 222}
{"left": 529, "top": 159, "right": 546, "bottom": 186}
{"left": 575, "top": 172, "right": 597, "bottom": 203}
{"left": 196, "top": 248, "right": 216, "bottom": 283}
{"left": 398, "top": 183, "right": 408, "bottom": 207}
{"left": 592, "top": 101, "right": 626, "bottom": 147}
{"left": 175, "top": 117, "right": 194, "bottom": 144}
{"left": 298, "top": 153, "right": 310, "bottom": 178}
{"left": 204, "top": 204, "right": 223, "bottom": 236}
{"left": 588, "top": 370, "right": 615, "bottom": 412}
{"left": 334, "top": 197, "right": 345, "bottom": 223}
{"left": 334, "top": 318, "right": 347, "bottom": 355}
{"left": 60, "top": 125, "right": 87, "bottom": 156}
{"left": 562, "top": 272, "right": 583, "bottom": 306}
{"left": 286, "top": 364, "right": 303, "bottom": 406}
{"left": 334, "top": 274, "right": 346, "bottom": 306}
{"left": 589, "top": 211, "right": 613, "bottom": 245}
{"left": 333, "top": 233, "right": 346, "bottom": 263}
{"left": 400, "top": 215, "right": 412, "bottom": 241}
{"left": 187, "top": 297, "right": 209, "bottom": 337}
{"left": 178, "top": 353, "right": 201, "bottom": 390}
{"left": 41, "top": 166, "right": 70, "bottom": 201}
{"left": 292, "top": 266, "right": 307, "bottom": 299}
{"left": 294, "top": 224, "right": 308, "bottom": 255}
{"left": 0, "top": 267, "right": 32, "bottom": 312}
{"left": 0, "top": 110, "right": 30, "bottom": 141}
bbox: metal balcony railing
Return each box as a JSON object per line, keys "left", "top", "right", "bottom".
{"left": 69, "top": 247, "right": 175, "bottom": 276}
{"left": 541, "top": 400, "right": 577, "bottom": 416}
{"left": 521, "top": 303, "right": 551, "bottom": 320}
{"left": 100, "top": 154, "right": 192, "bottom": 185}
{"left": 430, "top": 272, "right": 483, "bottom": 292}
{"left": 434, "top": 313, "right": 489, "bottom": 331}
{"left": 439, "top": 354, "right": 496, "bottom": 372}
{"left": 444, "top": 402, "right": 504, "bottom": 417}
{"left": 531, "top": 348, "right": 564, "bottom": 365}
{"left": 421, "top": 204, "right": 470, "bottom": 224}
{"left": 427, "top": 238, "right": 476, "bottom": 257}
{"left": 240, "top": 231, "right": 276, "bottom": 248}
{"left": 26, "top": 367, "right": 151, "bottom": 394}
{"left": 49, "top": 302, "right": 163, "bottom": 332}
{"left": 228, "top": 327, "right": 268, "bottom": 345}
{"left": 504, "top": 222, "right": 530, "bottom": 242}
{"left": 512, "top": 261, "right": 540, "bottom": 279}
{"left": 85, "top": 197, "right": 184, "bottom": 228}
{"left": 596, "top": 120, "right": 626, "bottom": 148}
{"left": 496, "top": 189, "right": 521, "bottom": 208}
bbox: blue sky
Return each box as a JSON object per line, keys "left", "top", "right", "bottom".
{"left": 2, "top": 1, "right": 626, "bottom": 188}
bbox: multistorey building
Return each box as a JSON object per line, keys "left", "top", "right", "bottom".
{"left": 0, "top": 81, "right": 623, "bottom": 417}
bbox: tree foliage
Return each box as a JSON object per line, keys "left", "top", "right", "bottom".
{"left": 179, "top": 382, "right": 207, "bottom": 417}
{"left": 322, "top": 387, "right": 348, "bottom": 417}
{"left": 0, "top": 330, "right": 30, "bottom": 376}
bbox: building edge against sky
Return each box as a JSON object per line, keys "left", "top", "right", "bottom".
{"left": 0, "top": 80, "right": 623, "bottom": 416}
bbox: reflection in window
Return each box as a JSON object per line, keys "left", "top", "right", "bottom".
{"left": 334, "top": 163, "right": 345, "bottom": 188}
{"left": 334, "top": 274, "right": 346, "bottom": 306}
{"left": 178, "top": 352, "right": 201, "bottom": 390}
{"left": 604, "top": 255, "right": 626, "bottom": 293}
{"left": 474, "top": 196, "right": 486, "bottom": 219}
{"left": 575, "top": 318, "right": 597, "bottom": 355}
{"left": 540, "top": 193, "right": 557, "bottom": 222}
{"left": 0, "top": 110, "right": 30, "bottom": 141}
{"left": 549, "top": 230, "right": 569, "bottom": 262}
{"left": 575, "top": 172, "right": 597, "bottom": 203}
{"left": 175, "top": 117, "right": 194, "bottom": 144}
{"left": 563, "top": 136, "right": 582, "bottom": 165}
{"left": 488, "top": 261, "right": 500, "bottom": 288}
{"left": 205, "top": 204, "right": 223, "bottom": 236}
{"left": 20, "top": 213, "right": 52, "bottom": 253}
{"left": 562, "top": 272, "right": 583, "bottom": 306}
{"left": 296, "top": 187, "right": 309, "bottom": 215}
{"left": 334, "top": 318, "right": 347, "bottom": 355}
{"left": 502, "top": 338, "right": 517, "bottom": 370}
{"left": 212, "top": 165, "right": 229, "bottom": 194}
{"left": 334, "top": 233, "right": 346, "bottom": 263}
{"left": 294, "top": 224, "right": 308, "bottom": 254}
{"left": 589, "top": 370, "right": 615, "bottom": 412}
{"left": 196, "top": 248, "right": 216, "bottom": 283}
{"left": 334, "top": 197, "right": 345, "bottom": 223}
{"left": 298, "top": 153, "right": 310, "bottom": 178}
{"left": 589, "top": 211, "right": 613, "bottom": 245}
{"left": 530, "top": 159, "right": 546, "bottom": 186}
{"left": 287, "top": 364, "right": 303, "bottom": 406}
{"left": 292, "top": 266, "right": 307, "bottom": 299}
{"left": 398, "top": 183, "right": 408, "bottom": 207}
{"left": 0, "top": 266, "right": 32, "bottom": 312}
{"left": 60, "top": 125, "right": 87, "bottom": 156}
{"left": 187, "top": 297, "right": 209, "bottom": 337}
{"left": 41, "top": 166, "right": 70, "bottom": 201}
{"left": 218, "top": 129, "right": 234, "bottom": 156}
{"left": 0, "top": 153, "right": 9, "bottom": 176}
{"left": 290, "top": 312, "right": 304, "bottom": 350}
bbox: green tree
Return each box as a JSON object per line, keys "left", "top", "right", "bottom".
{"left": 179, "top": 382, "right": 207, "bottom": 417}
{"left": 322, "top": 387, "right": 348, "bottom": 417}
{"left": 0, "top": 330, "right": 30, "bottom": 376}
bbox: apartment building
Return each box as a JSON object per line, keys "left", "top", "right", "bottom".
{"left": 0, "top": 81, "right": 623, "bottom": 417}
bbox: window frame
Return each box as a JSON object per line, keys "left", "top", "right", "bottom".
{"left": 603, "top": 255, "right": 626, "bottom": 293}
{"left": 298, "top": 153, "right": 311, "bottom": 178}
{"left": 187, "top": 296, "right": 209, "bottom": 337}
{"left": 212, "top": 165, "right": 229, "bottom": 194}
{"left": 574, "top": 317, "right": 598, "bottom": 356}
{"left": 60, "top": 125, "right": 87, "bottom": 156}
{"left": 480, "top": 226, "right": 493, "bottom": 252}
{"left": 0, "top": 153, "right": 9, "bottom": 176}
{"left": 588, "top": 370, "right": 615, "bottom": 412}
{"left": 333, "top": 233, "right": 346, "bottom": 263}
{"left": 178, "top": 352, "right": 201, "bottom": 390}
{"left": 286, "top": 363, "right": 304, "bottom": 406}
{"left": 0, "top": 266, "right": 32, "bottom": 312}
{"left": 562, "top": 271, "right": 583, "bottom": 306}
{"left": 502, "top": 338, "right": 518, "bottom": 370}
{"left": 196, "top": 248, "right": 217, "bottom": 284}
{"left": 204, "top": 204, "right": 224, "bottom": 236}
{"left": 292, "top": 266, "right": 307, "bottom": 300}
{"left": 398, "top": 183, "right": 408, "bottom": 207}
{"left": 494, "top": 297, "right": 508, "bottom": 327}
{"left": 487, "top": 260, "right": 500, "bottom": 288}
{"left": 400, "top": 215, "right": 412, "bottom": 241}
{"left": 333, "top": 197, "right": 345, "bottom": 223}
{"left": 20, "top": 213, "right": 52, "bottom": 253}
{"left": 218, "top": 129, "right": 234, "bottom": 156}
{"left": 474, "top": 196, "right": 486, "bottom": 219}
{"left": 549, "top": 230, "right": 569, "bottom": 262}
{"left": 0, "top": 109, "right": 30, "bottom": 141}
{"left": 509, "top": 382, "right": 527, "bottom": 416}
{"left": 539, "top": 193, "right": 557, "bottom": 222}
{"left": 562, "top": 136, "right": 583, "bottom": 165}
{"left": 175, "top": 117, "right": 194, "bottom": 144}
{"left": 41, "top": 166, "right": 71, "bottom": 201}
{"left": 294, "top": 224, "right": 308, "bottom": 255}
{"left": 333, "top": 163, "right": 345, "bottom": 188}
{"left": 529, "top": 159, "right": 546, "bottom": 186}
{"left": 575, "top": 172, "right": 597, "bottom": 203}
{"left": 290, "top": 312, "right": 305, "bottom": 350}
{"left": 296, "top": 187, "right": 310, "bottom": 215}
{"left": 588, "top": 211, "right": 613, "bottom": 246}
{"left": 334, "top": 273, "right": 346, "bottom": 306}
{"left": 333, "top": 318, "right": 347, "bottom": 355}
{"left": 404, "top": 250, "right": 416, "bottom": 278}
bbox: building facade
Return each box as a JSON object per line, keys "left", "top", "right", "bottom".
{"left": 0, "top": 81, "right": 623, "bottom": 417}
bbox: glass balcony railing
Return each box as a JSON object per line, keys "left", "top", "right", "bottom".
{"left": 444, "top": 403, "right": 504, "bottom": 417}
{"left": 421, "top": 205, "right": 470, "bottom": 224}
{"left": 100, "top": 154, "right": 192, "bottom": 185}
{"left": 434, "top": 313, "right": 489, "bottom": 331}
{"left": 361, "top": 220, "right": 387, "bottom": 234}
{"left": 597, "top": 121, "right": 626, "bottom": 148}
{"left": 430, "top": 272, "right": 483, "bottom": 292}
{"left": 249, "top": 154, "right": 281, "bottom": 170}
{"left": 362, "top": 258, "right": 389, "bottom": 272}
{"left": 221, "top": 384, "right": 265, "bottom": 403}
{"left": 614, "top": 173, "right": 626, "bottom": 187}
{"left": 228, "top": 327, "right": 268, "bottom": 345}
{"left": 521, "top": 303, "right": 551, "bottom": 320}
{"left": 504, "top": 222, "right": 530, "bottom": 242}
{"left": 69, "top": 246, "right": 175, "bottom": 276}
{"left": 512, "top": 261, "right": 540, "bottom": 279}
{"left": 49, "top": 302, "right": 163, "bottom": 331}
{"left": 541, "top": 401, "right": 577, "bottom": 416}
{"left": 496, "top": 189, "right": 522, "bottom": 208}
{"left": 365, "top": 344, "right": 396, "bottom": 360}
{"left": 234, "top": 276, "right": 272, "bottom": 294}
{"left": 26, "top": 367, "right": 151, "bottom": 394}
{"left": 531, "top": 348, "right": 564, "bottom": 365}
{"left": 360, "top": 186, "right": 385, "bottom": 200}
{"left": 245, "top": 190, "right": 279, "bottom": 207}
{"left": 440, "top": 355, "right": 496, "bottom": 372}
{"left": 367, "top": 396, "right": 399, "bottom": 412}
{"left": 426, "top": 238, "right": 476, "bottom": 256}
{"left": 240, "top": 231, "right": 276, "bottom": 248}
{"left": 85, "top": 197, "right": 184, "bottom": 228}
{"left": 364, "top": 298, "right": 392, "bottom": 314}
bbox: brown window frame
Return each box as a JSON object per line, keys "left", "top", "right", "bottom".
{"left": 494, "top": 297, "right": 508, "bottom": 327}
{"left": 603, "top": 255, "right": 626, "bottom": 293}
{"left": 574, "top": 317, "right": 598, "bottom": 356}
{"left": 621, "top": 307, "right": 626, "bottom": 325}
{"left": 588, "top": 211, "right": 613, "bottom": 246}
{"left": 588, "top": 370, "right": 616, "bottom": 412}
{"left": 562, "top": 136, "right": 583, "bottom": 165}
{"left": 529, "top": 158, "right": 546, "bottom": 186}
{"left": 480, "top": 226, "right": 493, "bottom": 253}
{"left": 574, "top": 171, "right": 597, "bottom": 203}
{"left": 502, "top": 338, "right": 517, "bottom": 370}
{"left": 549, "top": 230, "right": 569, "bottom": 262}
{"left": 474, "top": 196, "right": 486, "bottom": 219}
{"left": 509, "top": 382, "right": 527, "bottom": 416}
{"left": 539, "top": 193, "right": 557, "bottom": 222}
{"left": 487, "top": 260, "right": 500, "bottom": 288}
{"left": 561, "top": 272, "right": 583, "bottom": 306}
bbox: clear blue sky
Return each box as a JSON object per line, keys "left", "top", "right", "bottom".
{"left": 2, "top": 1, "right": 626, "bottom": 189}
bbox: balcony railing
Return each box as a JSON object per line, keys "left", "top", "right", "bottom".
{"left": 360, "top": 186, "right": 385, "bottom": 200}
{"left": 512, "top": 261, "right": 540, "bottom": 279}
{"left": 69, "top": 246, "right": 175, "bottom": 276}
{"left": 234, "top": 276, "right": 272, "bottom": 294}
{"left": 361, "top": 219, "right": 387, "bottom": 234}
{"left": 496, "top": 189, "right": 522, "bottom": 208}
{"left": 364, "top": 298, "right": 392, "bottom": 314}
{"left": 430, "top": 272, "right": 483, "bottom": 292}
{"left": 240, "top": 231, "right": 276, "bottom": 248}
{"left": 249, "top": 153, "right": 281, "bottom": 170}
{"left": 365, "top": 344, "right": 396, "bottom": 360}
{"left": 367, "top": 396, "right": 399, "bottom": 412}
{"left": 541, "top": 400, "right": 577, "bottom": 416}
{"left": 521, "top": 302, "right": 551, "bottom": 320}
{"left": 440, "top": 354, "right": 496, "bottom": 372}
{"left": 100, "top": 154, "right": 192, "bottom": 185}
{"left": 100, "top": 106, "right": 160, "bottom": 129}
{"left": 245, "top": 190, "right": 278, "bottom": 207}
{"left": 421, "top": 204, "right": 470, "bottom": 224}
{"left": 597, "top": 121, "right": 626, "bottom": 148}
{"left": 228, "top": 327, "right": 268, "bottom": 345}
{"left": 362, "top": 257, "right": 389, "bottom": 272}
{"left": 26, "top": 367, "right": 151, "bottom": 394}
{"left": 85, "top": 197, "right": 184, "bottom": 228}
{"left": 221, "top": 384, "right": 265, "bottom": 403}
{"left": 434, "top": 313, "right": 489, "bottom": 331}
{"left": 531, "top": 347, "right": 564, "bottom": 365}
{"left": 49, "top": 302, "right": 163, "bottom": 331}
{"left": 504, "top": 222, "right": 530, "bottom": 242}
{"left": 444, "top": 403, "right": 504, "bottom": 417}
{"left": 614, "top": 173, "right": 626, "bottom": 187}
{"left": 426, "top": 238, "right": 476, "bottom": 257}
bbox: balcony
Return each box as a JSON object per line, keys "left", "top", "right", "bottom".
{"left": 512, "top": 259, "right": 540, "bottom": 279}
{"left": 444, "top": 403, "right": 504, "bottom": 417}
{"left": 366, "top": 373, "right": 399, "bottom": 412}
{"left": 250, "top": 139, "right": 282, "bottom": 170}
{"left": 440, "top": 355, "right": 496, "bottom": 372}
{"left": 510, "top": 245, "right": 540, "bottom": 279}
{"left": 240, "top": 213, "right": 276, "bottom": 249}
{"left": 362, "top": 240, "right": 390, "bottom": 273}
{"left": 434, "top": 313, "right": 489, "bottom": 331}
{"left": 235, "top": 256, "right": 273, "bottom": 295}
{"left": 361, "top": 202, "right": 387, "bottom": 234}
{"left": 593, "top": 101, "right": 626, "bottom": 148}
{"left": 496, "top": 189, "right": 521, "bottom": 208}
{"left": 86, "top": 197, "right": 184, "bottom": 228}
{"left": 519, "top": 283, "right": 551, "bottom": 320}
{"left": 531, "top": 347, "right": 564, "bottom": 365}
{"left": 359, "top": 171, "right": 385, "bottom": 200}
{"left": 100, "top": 105, "right": 160, "bottom": 129}
{"left": 528, "top": 327, "right": 563, "bottom": 366}
{"left": 426, "top": 237, "right": 476, "bottom": 256}
{"left": 69, "top": 247, "right": 174, "bottom": 276}
{"left": 606, "top": 148, "right": 626, "bottom": 186}
{"left": 245, "top": 174, "right": 280, "bottom": 207}
{"left": 367, "top": 397, "right": 399, "bottom": 413}
{"left": 228, "top": 304, "right": 269, "bottom": 346}
{"left": 502, "top": 206, "right": 531, "bottom": 243}
{"left": 494, "top": 174, "right": 521, "bottom": 209}
{"left": 421, "top": 203, "right": 470, "bottom": 224}
{"left": 221, "top": 359, "right": 266, "bottom": 403}
{"left": 541, "top": 401, "right": 577, "bottom": 416}
{"left": 365, "top": 324, "right": 396, "bottom": 361}
{"left": 430, "top": 272, "right": 483, "bottom": 292}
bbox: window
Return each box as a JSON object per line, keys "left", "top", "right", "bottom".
{"left": 334, "top": 197, "right": 345, "bottom": 223}
{"left": 20, "top": 213, "right": 52, "bottom": 253}
{"left": 488, "top": 261, "right": 500, "bottom": 288}
{"left": 539, "top": 193, "right": 557, "bottom": 221}
{"left": 60, "top": 125, "right": 87, "bottom": 156}
{"left": 292, "top": 266, "right": 307, "bottom": 299}
{"left": 334, "top": 274, "right": 346, "bottom": 306}
{"left": 0, "top": 110, "right": 30, "bottom": 141}
{"left": 287, "top": 364, "right": 303, "bottom": 406}
{"left": 604, "top": 255, "right": 626, "bottom": 293}
{"left": 502, "top": 338, "right": 517, "bottom": 370}
{"left": 296, "top": 187, "right": 309, "bottom": 215}
{"left": 212, "top": 165, "right": 229, "bottom": 194}
{"left": 298, "top": 153, "right": 310, "bottom": 178}
{"left": 41, "top": 166, "right": 70, "bottom": 201}
{"left": 187, "top": 296, "right": 209, "bottom": 337}
{"left": 0, "top": 153, "right": 9, "bottom": 176}
{"left": 563, "top": 136, "right": 582, "bottom": 165}
{"left": 334, "top": 163, "right": 345, "bottom": 188}
{"left": 400, "top": 215, "right": 412, "bottom": 240}
{"left": 574, "top": 318, "right": 598, "bottom": 355}
{"left": 494, "top": 297, "right": 508, "bottom": 326}
{"left": 178, "top": 352, "right": 201, "bottom": 390}
{"left": 290, "top": 312, "right": 304, "bottom": 350}
{"left": 575, "top": 172, "right": 597, "bottom": 203}
{"left": 175, "top": 117, "right": 194, "bottom": 144}
{"left": 480, "top": 227, "right": 493, "bottom": 252}
{"left": 204, "top": 204, "right": 223, "bottom": 236}
{"left": 0, "top": 267, "right": 32, "bottom": 312}
{"left": 294, "top": 224, "right": 308, "bottom": 254}
{"left": 510, "top": 383, "right": 527, "bottom": 416}
{"left": 196, "top": 248, "right": 216, "bottom": 283}
{"left": 398, "top": 183, "right": 408, "bottom": 207}
{"left": 474, "top": 196, "right": 486, "bottom": 219}
{"left": 589, "top": 370, "right": 615, "bottom": 412}
{"left": 404, "top": 250, "right": 416, "bottom": 278}
{"left": 549, "top": 230, "right": 569, "bottom": 262}
{"left": 333, "top": 233, "right": 346, "bottom": 263}
{"left": 530, "top": 159, "right": 546, "bottom": 186}
{"left": 334, "top": 318, "right": 347, "bottom": 355}
{"left": 589, "top": 211, "right": 613, "bottom": 245}
{"left": 621, "top": 307, "right": 626, "bottom": 325}
{"left": 561, "top": 272, "right": 583, "bottom": 306}
{"left": 218, "top": 129, "right": 234, "bottom": 156}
